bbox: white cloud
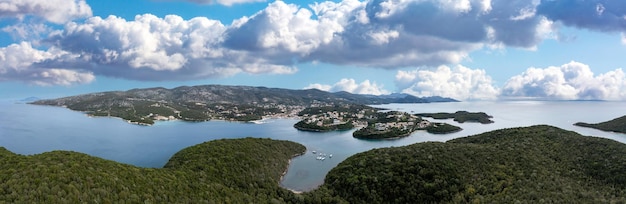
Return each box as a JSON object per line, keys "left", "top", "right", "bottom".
{"left": 501, "top": 61, "right": 626, "bottom": 100}
{"left": 395, "top": 65, "right": 499, "bottom": 100}
{"left": 0, "top": 0, "right": 92, "bottom": 23}
{"left": 304, "top": 83, "right": 332, "bottom": 92}
{"left": 2, "top": 23, "right": 51, "bottom": 41}
{"left": 537, "top": 0, "right": 626, "bottom": 33}
{"left": 0, "top": 42, "right": 94, "bottom": 86}
{"left": 173, "top": 0, "right": 265, "bottom": 6}
{"left": 29, "top": 68, "right": 95, "bottom": 86}
{"left": 225, "top": 1, "right": 351, "bottom": 55}
{"left": 0, "top": 42, "right": 53, "bottom": 73}
{"left": 3, "top": 0, "right": 626, "bottom": 86}
{"left": 44, "top": 14, "right": 300, "bottom": 80}
{"left": 305, "top": 78, "right": 390, "bottom": 95}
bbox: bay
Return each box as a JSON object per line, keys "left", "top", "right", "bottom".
{"left": 1, "top": 100, "right": 625, "bottom": 192}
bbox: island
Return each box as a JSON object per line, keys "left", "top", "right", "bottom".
{"left": 574, "top": 115, "right": 626, "bottom": 133}
{"left": 293, "top": 104, "right": 462, "bottom": 138}
{"left": 30, "top": 85, "right": 457, "bottom": 125}
{"left": 416, "top": 111, "right": 494, "bottom": 124}
{"left": 2, "top": 125, "right": 626, "bottom": 203}
{"left": 351, "top": 111, "right": 424, "bottom": 139}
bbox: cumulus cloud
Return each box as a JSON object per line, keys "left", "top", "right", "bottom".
{"left": 224, "top": 0, "right": 557, "bottom": 68}
{"left": 305, "top": 78, "right": 390, "bottom": 95}
{"left": 41, "top": 14, "right": 297, "bottom": 81}
{"left": 395, "top": 65, "right": 499, "bottom": 100}
{"left": 501, "top": 61, "right": 626, "bottom": 100}
{"left": 2, "top": 23, "right": 52, "bottom": 42}
{"left": 537, "top": 0, "right": 626, "bottom": 33}
{"left": 174, "top": 0, "right": 266, "bottom": 6}
{"left": 3, "top": 0, "right": 626, "bottom": 86}
{"left": 0, "top": 0, "right": 92, "bottom": 23}
{"left": 0, "top": 42, "right": 94, "bottom": 86}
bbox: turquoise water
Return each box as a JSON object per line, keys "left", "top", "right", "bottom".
{"left": 1, "top": 100, "right": 626, "bottom": 192}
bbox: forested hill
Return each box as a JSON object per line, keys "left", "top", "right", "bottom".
{"left": 321, "top": 125, "right": 626, "bottom": 203}
{"left": 1, "top": 126, "right": 626, "bottom": 202}
{"left": 32, "top": 85, "right": 457, "bottom": 107}
{"left": 29, "top": 85, "right": 457, "bottom": 124}
{"left": 0, "top": 138, "right": 315, "bottom": 203}
{"left": 575, "top": 115, "right": 626, "bottom": 133}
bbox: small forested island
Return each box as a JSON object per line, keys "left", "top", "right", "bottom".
{"left": 574, "top": 115, "right": 626, "bottom": 134}
{"left": 30, "top": 85, "right": 456, "bottom": 125}
{"left": 2, "top": 125, "right": 626, "bottom": 203}
{"left": 293, "top": 104, "right": 462, "bottom": 138}
{"left": 416, "top": 111, "right": 494, "bottom": 124}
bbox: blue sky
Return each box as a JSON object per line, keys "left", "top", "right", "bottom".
{"left": 1, "top": 0, "right": 626, "bottom": 101}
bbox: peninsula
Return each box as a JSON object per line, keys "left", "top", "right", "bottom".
{"left": 416, "top": 111, "right": 494, "bottom": 124}
{"left": 575, "top": 115, "right": 626, "bottom": 134}
{"left": 30, "top": 85, "right": 457, "bottom": 125}
{"left": 293, "top": 104, "right": 462, "bottom": 139}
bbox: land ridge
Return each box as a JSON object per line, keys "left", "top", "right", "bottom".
{"left": 575, "top": 115, "right": 626, "bottom": 134}
{"left": 30, "top": 84, "right": 457, "bottom": 125}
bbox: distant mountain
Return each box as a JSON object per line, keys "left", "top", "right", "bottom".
{"left": 30, "top": 85, "right": 457, "bottom": 124}
{"left": 19, "top": 97, "right": 40, "bottom": 102}
{"left": 33, "top": 86, "right": 456, "bottom": 107}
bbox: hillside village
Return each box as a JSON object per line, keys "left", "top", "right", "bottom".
{"left": 294, "top": 105, "right": 461, "bottom": 138}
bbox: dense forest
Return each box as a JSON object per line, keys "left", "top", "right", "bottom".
{"left": 0, "top": 138, "right": 324, "bottom": 203}
{"left": 424, "top": 122, "right": 463, "bottom": 134}
{"left": 323, "top": 125, "right": 626, "bottom": 203}
{"left": 2, "top": 126, "right": 626, "bottom": 203}
{"left": 575, "top": 115, "right": 626, "bottom": 133}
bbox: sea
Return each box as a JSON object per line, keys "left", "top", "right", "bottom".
{"left": 1, "top": 100, "right": 626, "bottom": 192}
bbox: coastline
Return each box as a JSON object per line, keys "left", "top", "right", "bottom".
{"left": 279, "top": 151, "right": 307, "bottom": 194}
{"left": 87, "top": 114, "right": 155, "bottom": 126}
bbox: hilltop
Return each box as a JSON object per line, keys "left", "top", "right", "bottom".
{"left": 0, "top": 138, "right": 316, "bottom": 203}
{"left": 321, "top": 125, "right": 626, "bottom": 203}
{"left": 1, "top": 126, "right": 626, "bottom": 203}
{"left": 575, "top": 115, "right": 626, "bottom": 134}
{"left": 30, "top": 85, "right": 457, "bottom": 125}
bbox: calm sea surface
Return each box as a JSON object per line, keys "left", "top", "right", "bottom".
{"left": 1, "top": 100, "right": 625, "bottom": 192}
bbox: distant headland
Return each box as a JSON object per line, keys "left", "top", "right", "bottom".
{"left": 575, "top": 115, "right": 626, "bottom": 134}
{"left": 30, "top": 84, "right": 457, "bottom": 125}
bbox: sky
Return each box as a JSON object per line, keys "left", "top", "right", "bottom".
{"left": 1, "top": 0, "right": 626, "bottom": 101}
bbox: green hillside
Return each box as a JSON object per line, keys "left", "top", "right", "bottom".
{"left": 322, "top": 125, "right": 626, "bottom": 203}
{"left": 2, "top": 126, "right": 626, "bottom": 203}
{"left": 575, "top": 115, "right": 626, "bottom": 133}
{"left": 0, "top": 138, "right": 308, "bottom": 203}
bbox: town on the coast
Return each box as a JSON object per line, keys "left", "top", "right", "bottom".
{"left": 293, "top": 104, "right": 465, "bottom": 139}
